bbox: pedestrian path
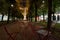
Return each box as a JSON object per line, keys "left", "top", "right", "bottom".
{"left": 0, "top": 21, "right": 40, "bottom": 40}
{"left": 0, "top": 20, "right": 59, "bottom": 40}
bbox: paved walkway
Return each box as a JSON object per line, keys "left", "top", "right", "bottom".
{"left": 0, "top": 20, "right": 59, "bottom": 40}
{"left": 0, "top": 21, "right": 40, "bottom": 40}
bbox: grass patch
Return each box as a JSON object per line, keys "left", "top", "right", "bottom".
{"left": 38, "top": 21, "right": 60, "bottom": 39}
{"left": 39, "top": 21, "right": 47, "bottom": 28}
{"left": 54, "top": 23, "right": 60, "bottom": 29}
{"left": 39, "top": 21, "right": 60, "bottom": 29}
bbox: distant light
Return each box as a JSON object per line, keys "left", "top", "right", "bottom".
{"left": 19, "top": 7, "right": 28, "bottom": 20}
{"left": 11, "top": 4, "right": 13, "bottom": 7}
{"left": 42, "top": 1, "right": 45, "bottom": 3}
{"left": 59, "top": 14, "right": 60, "bottom": 15}
{"left": 19, "top": 7, "right": 24, "bottom": 10}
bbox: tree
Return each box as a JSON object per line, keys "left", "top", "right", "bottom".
{"left": 52, "top": 0, "right": 57, "bottom": 20}
{"left": 52, "top": 0, "right": 60, "bottom": 20}
{"left": 28, "top": 0, "right": 35, "bottom": 21}
{"left": 0, "top": 0, "right": 9, "bottom": 21}
{"left": 6, "top": 0, "right": 16, "bottom": 22}
{"left": 47, "top": 0, "right": 52, "bottom": 40}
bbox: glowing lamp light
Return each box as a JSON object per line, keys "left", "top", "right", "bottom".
{"left": 19, "top": 7, "right": 28, "bottom": 20}
{"left": 42, "top": 0, "right": 45, "bottom": 3}
{"left": 11, "top": 4, "right": 14, "bottom": 7}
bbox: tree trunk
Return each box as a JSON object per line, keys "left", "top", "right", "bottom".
{"left": 35, "top": 2, "right": 37, "bottom": 22}
{"left": 47, "top": 0, "right": 52, "bottom": 30}
{"left": 7, "top": 12, "right": 10, "bottom": 23}
{"left": 13, "top": 15, "right": 15, "bottom": 21}
{"left": 47, "top": 0, "right": 52, "bottom": 40}
{"left": 53, "top": 12, "right": 56, "bottom": 20}
{"left": 29, "top": 0, "right": 33, "bottom": 22}
{"left": 57, "top": 15, "right": 60, "bottom": 21}
{"left": 43, "top": 11, "right": 45, "bottom": 21}
{"left": 1, "top": 13, "right": 4, "bottom": 21}
{"left": 53, "top": 5, "right": 56, "bottom": 21}
{"left": 7, "top": 7, "right": 10, "bottom": 23}
{"left": 30, "top": 16, "right": 32, "bottom": 22}
{"left": 53, "top": 12, "right": 54, "bottom": 20}
{"left": 52, "top": 0, "right": 56, "bottom": 21}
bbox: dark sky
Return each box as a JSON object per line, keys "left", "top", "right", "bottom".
{"left": 9, "top": 0, "right": 16, "bottom": 3}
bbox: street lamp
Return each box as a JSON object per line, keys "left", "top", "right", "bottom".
{"left": 40, "top": 1, "right": 45, "bottom": 8}
{"left": 42, "top": 0, "right": 45, "bottom": 3}
{"left": 11, "top": 4, "right": 14, "bottom": 7}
